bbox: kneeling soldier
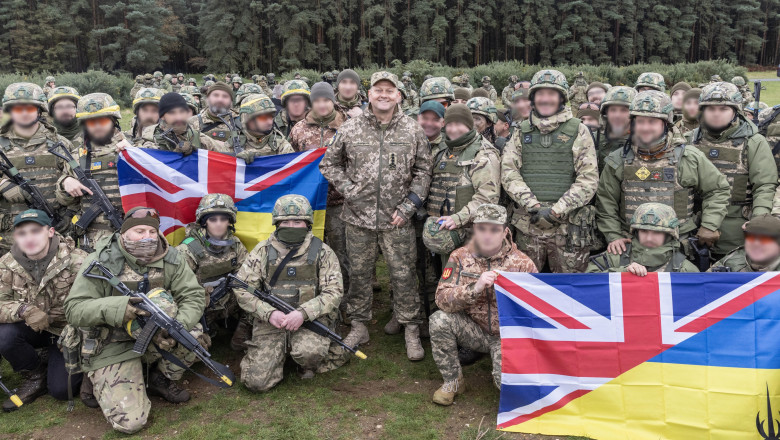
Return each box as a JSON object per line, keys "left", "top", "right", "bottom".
{"left": 587, "top": 203, "right": 698, "bottom": 274}
{"left": 234, "top": 195, "right": 343, "bottom": 391}
{"left": 64, "top": 207, "right": 206, "bottom": 434}
{"left": 429, "top": 204, "right": 537, "bottom": 406}
{"left": 709, "top": 214, "right": 780, "bottom": 272}
{"left": 0, "top": 210, "right": 86, "bottom": 411}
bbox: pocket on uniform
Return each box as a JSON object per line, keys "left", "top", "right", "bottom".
{"left": 565, "top": 205, "right": 596, "bottom": 250}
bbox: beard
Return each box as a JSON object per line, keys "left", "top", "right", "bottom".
{"left": 90, "top": 130, "right": 115, "bottom": 146}
{"left": 54, "top": 114, "right": 75, "bottom": 126}
{"left": 209, "top": 104, "right": 231, "bottom": 116}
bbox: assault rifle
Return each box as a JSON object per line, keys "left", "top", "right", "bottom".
{"left": 199, "top": 277, "right": 230, "bottom": 333}
{"left": 0, "top": 374, "right": 22, "bottom": 408}
{"left": 82, "top": 261, "right": 235, "bottom": 388}
{"left": 47, "top": 142, "right": 123, "bottom": 233}
{"left": 753, "top": 80, "right": 764, "bottom": 125}
{"left": 215, "top": 113, "right": 243, "bottom": 154}
{"left": 227, "top": 275, "right": 367, "bottom": 360}
{"left": 688, "top": 236, "right": 712, "bottom": 272}
{"left": 0, "top": 149, "right": 60, "bottom": 225}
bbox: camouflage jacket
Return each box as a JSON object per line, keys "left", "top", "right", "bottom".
{"left": 501, "top": 85, "right": 515, "bottom": 108}
{"left": 0, "top": 234, "right": 86, "bottom": 335}
{"left": 436, "top": 237, "right": 538, "bottom": 335}
{"left": 500, "top": 108, "right": 599, "bottom": 218}
{"left": 482, "top": 85, "right": 498, "bottom": 103}
{"left": 709, "top": 246, "right": 780, "bottom": 272}
{"left": 586, "top": 239, "right": 698, "bottom": 273}
{"left": 140, "top": 121, "right": 229, "bottom": 154}
{"left": 335, "top": 94, "right": 364, "bottom": 116}
{"left": 675, "top": 115, "right": 699, "bottom": 134}
{"left": 240, "top": 127, "right": 293, "bottom": 157}
{"left": 188, "top": 109, "right": 241, "bottom": 151}
{"left": 289, "top": 109, "right": 347, "bottom": 152}
{"left": 233, "top": 233, "right": 342, "bottom": 324}
{"left": 273, "top": 109, "right": 305, "bottom": 140}
{"left": 319, "top": 105, "right": 433, "bottom": 229}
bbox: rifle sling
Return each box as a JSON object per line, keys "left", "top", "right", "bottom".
{"left": 268, "top": 245, "right": 301, "bottom": 288}
{"left": 153, "top": 342, "right": 231, "bottom": 388}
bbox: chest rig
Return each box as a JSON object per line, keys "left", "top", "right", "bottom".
{"left": 265, "top": 237, "right": 323, "bottom": 308}
{"left": 182, "top": 234, "right": 240, "bottom": 283}
{"left": 691, "top": 128, "right": 751, "bottom": 207}
{"left": 426, "top": 137, "right": 481, "bottom": 217}
{"left": 518, "top": 117, "right": 579, "bottom": 203}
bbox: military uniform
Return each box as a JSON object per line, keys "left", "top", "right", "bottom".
{"left": 129, "top": 76, "right": 144, "bottom": 101}
{"left": 757, "top": 105, "right": 780, "bottom": 171}
{"left": 140, "top": 120, "right": 228, "bottom": 154}
{"left": 42, "top": 77, "right": 55, "bottom": 98}
{"left": 188, "top": 108, "right": 242, "bottom": 152}
{"left": 479, "top": 76, "right": 498, "bottom": 104}
{"left": 235, "top": 94, "right": 293, "bottom": 161}
{"left": 501, "top": 70, "right": 599, "bottom": 273}
{"left": 48, "top": 86, "right": 83, "bottom": 143}
{"left": 568, "top": 72, "right": 588, "bottom": 108}
{"left": 501, "top": 76, "right": 519, "bottom": 109}
{"left": 233, "top": 195, "right": 344, "bottom": 391}
{"left": 595, "top": 86, "right": 636, "bottom": 174}
{"left": 125, "top": 87, "right": 163, "bottom": 142}
{"left": 709, "top": 214, "right": 780, "bottom": 272}
{"left": 274, "top": 80, "right": 312, "bottom": 139}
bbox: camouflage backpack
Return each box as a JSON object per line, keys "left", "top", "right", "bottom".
{"left": 422, "top": 216, "right": 466, "bottom": 255}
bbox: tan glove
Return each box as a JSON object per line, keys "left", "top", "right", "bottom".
{"left": 123, "top": 297, "right": 150, "bottom": 324}
{"left": 237, "top": 150, "right": 257, "bottom": 164}
{"left": 3, "top": 184, "right": 27, "bottom": 204}
{"left": 696, "top": 227, "right": 721, "bottom": 248}
{"left": 153, "top": 329, "right": 176, "bottom": 351}
{"left": 196, "top": 332, "right": 212, "bottom": 349}
{"left": 22, "top": 305, "right": 50, "bottom": 332}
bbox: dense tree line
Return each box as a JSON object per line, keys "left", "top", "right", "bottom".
{"left": 0, "top": 0, "right": 778, "bottom": 74}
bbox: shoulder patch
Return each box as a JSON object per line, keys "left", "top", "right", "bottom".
{"left": 182, "top": 237, "right": 194, "bottom": 245}
{"left": 441, "top": 263, "right": 456, "bottom": 281}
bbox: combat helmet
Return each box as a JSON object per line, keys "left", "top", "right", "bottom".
{"left": 48, "top": 86, "right": 81, "bottom": 109}
{"left": 44, "top": 76, "right": 55, "bottom": 84}
{"left": 181, "top": 85, "right": 199, "bottom": 95}
{"left": 280, "top": 80, "right": 311, "bottom": 105}
{"left": 232, "top": 76, "right": 243, "bottom": 85}
{"left": 153, "top": 71, "right": 162, "bottom": 79}
{"left": 745, "top": 101, "right": 769, "bottom": 113}
{"left": 134, "top": 75, "right": 143, "bottom": 83}
{"left": 132, "top": 87, "right": 164, "bottom": 112}
{"left": 163, "top": 74, "right": 172, "bottom": 81}
{"left": 423, "top": 215, "right": 466, "bottom": 255}
{"left": 508, "top": 75, "right": 519, "bottom": 83}
{"left": 481, "top": 76, "right": 491, "bottom": 84}
{"left": 251, "top": 74, "right": 260, "bottom": 83}
{"left": 239, "top": 93, "right": 277, "bottom": 120}
{"left": 187, "top": 77, "right": 197, "bottom": 85}
{"left": 179, "top": 93, "right": 199, "bottom": 113}
{"left": 634, "top": 72, "right": 666, "bottom": 92}
{"left": 235, "top": 83, "right": 264, "bottom": 106}
{"left": 3, "top": 83, "right": 48, "bottom": 112}
{"left": 629, "top": 90, "right": 674, "bottom": 123}
{"left": 76, "top": 93, "right": 121, "bottom": 121}
{"left": 127, "top": 288, "right": 177, "bottom": 339}
{"left": 419, "top": 77, "right": 454, "bottom": 103}
{"left": 731, "top": 76, "right": 746, "bottom": 87}
{"left": 599, "top": 86, "right": 637, "bottom": 115}
{"left": 466, "top": 97, "right": 497, "bottom": 123}
{"left": 529, "top": 69, "right": 569, "bottom": 102}
{"left": 698, "top": 82, "right": 743, "bottom": 111}
{"left": 196, "top": 193, "right": 237, "bottom": 224}
{"left": 630, "top": 202, "right": 679, "bottom": 239}
{"left": 272, "top": 194, "right": 313, "bottom": 225}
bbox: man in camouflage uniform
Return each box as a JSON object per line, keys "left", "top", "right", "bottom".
{"left": 320, "top": 71, "right": 432, "bottom": 361}
{"left": 152, "top": 71, "right": 163, "bottom": 88}
{"left": 0, "top": 210, "right": 87, "bottom": 411}
{"left": 634, "top": 72, "right": 666, "bottom": 93}
{"left": 596, "top": 90, "right": 730, "bottom": 260}
{"left": 757, "top": 105, "right": 780, "bottom": 172}
{"left": 159, "top": 74, "right": 173, "bottom": 93}
{"left": 568, "top": 71, "right": 588, "bottom": 108}
{"left": 731, "top": 76, "right": 753, "bottom": 105}
{"left": 429, "top": 204, "right": 537, "bottom": 405}
{"left": 709, "top": 214, "right": 780, "bottom": 272}
{"left": 595, "top": 86, "right": 636, "bottom": 173}
{"left": 130, "top": 75, "right": 144, "bottom": 102}
{"left": 686, "top": 82, "right": 777, "bottom": 258}
{"left": 234, "top": 195, "right": 344, "bottom": 388}
{"left": 65, "top": 207, "right": 207, "bottom": 434}
{"left": 42, "top": 76, "right": 56, "bottom": 98}
{"left": 401, "top": 73, "right": 419, "bottom": 108}
{"left": 419, "top": 77, "right": 455, "bottom": 109}
{"left": 511, "top": 87, "right": 532, "bottom": 124}
{"left": 47, "top": 86, "right": 82, "bottom": 143}
{"left": 170, "top": 75, "right": 181, "bottom": 93}
{"left": 417, "top": 100, "right": 447, "bottom": 155}
{"left": 501, "top": 70, "right": 599, "bottom": 273}
{"left": 267, "top": 73, "right": 276, "bottom": 87}
{"left": 142, "top": 73, "right": 153, "bottom": 87}
{"left": 141, "top": 93, "right": 226, "bottom": 154}
{"left": 125, "top": 87, "right": 163, "bottom": 142}
{"left": 502, "top": 75, "right": 519, "bottom": 109}
{"left": 231, "top": 76, "right": 243, "bottom": 93}
{"left": 187, "top": 77, "right": 197, "bottom": 87}
{"left": 179, "top": 90, "right": 200, "bottom": 116}
{"left": 0, "top": 83, "right": 78, "bottom": 254}
{"left": 233, "top": 94, "right": 293, "bottom": 162}
{"left": 188, "top": 82, "right": 240, "bottom": 152}
{"left": 274, "top": 80, "right": 311, "bottom": 139}
{"left": 177, "top": 194, "right": 249, "bottom": 350}
{"left": 335, "top": 69, "right": 364, "bottom": 118}
{"left": 587, "top": 203, "right": 698, "bottom": 273}
{"left": 467, "top": 96, "right": 498, "bottom": 145}
{"left": 670, "top": 82, "right": 692, "bottom": 124}
{"left": 398, "top": 82, "right": 419, "bottom": 116}
{"left": 454, "top": 74, "right": 473, "bottom": 93}
{"left": 675, "top": 87, "right": 702, "bottom": 133}
{"left": 480, "top": 76, "right": 498, "bottom": 104}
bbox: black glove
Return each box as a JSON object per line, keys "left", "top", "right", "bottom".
{"left": 530, "top": 207, "right": 560, "bottom": 230}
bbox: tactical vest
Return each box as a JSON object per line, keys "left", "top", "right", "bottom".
{"left": 96, "top": 235, "right": 180, "bottom": 293}
{"left": 198, "top": 113, "right": 242, "bottom": 144}
{"left": 153, "top": 126, "right": 201, "bottom": 151}
{"left": 78, "top": 141, "right": 122, "bottom": 230}
{"left": 691, "top": 128, "right": 751, "bottom": 207}
{"left": 426, "top": 137, "right": 482, "bottom": 217}
{"left": 241, "top": 130, "right": 284, "bottom": 157}
{"left": 758, "top": 107, "right": 780, "bottom": 169}
{"left": 620, "top": 145, "right": 694, "bottom": 230}
{"left": 265, "top": 237, "right": 323, "bottom": 308}
{"left": 182, "top": 234, "right": 240, "bottom": 283}
{"left": 518, "top": 117, "right": 579, "bottom": 203}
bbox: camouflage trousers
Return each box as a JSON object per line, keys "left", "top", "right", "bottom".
{"left": 345, "top": 223, "right": 421, "bottom": 325}
{"left": 514, "top": 223, "right": 588, "bottom": 273}
{"left": 414, "top": 217, "right": 439, "bottom": 318}
{"left": 429, "top": 311, "right": 501, "bottom": 388}
{"left": 325, "top": 204, "right": 350, "bottom": 294}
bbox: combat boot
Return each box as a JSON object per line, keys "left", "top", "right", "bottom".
{"left": 2, "top": 363, "right": 47, "bottom": 412}
{"left": 80, "top": 375, "right": 99, "bottom": 408}
{"left": 147, "top": 369, "right": 190, "bottom": 403}
{"left": 230, "top": 319, "right": 252, "bottom": 352}
{"left": 419, "top": 319, "right": 430, "bottom": 338}
{"left": 432, "top": 374, "right": 465, "bottom": 406}
{"left": 404, "top": 324, "right": 425, "bottom": 361}
{"left": 343, "top": 321, "right": 370, "bottom": 348}
{"left": 383, "top": 314, "right": 401, "bottom": 335}
{"left": 457, "top": 347, "right": 484, "bottom": 366}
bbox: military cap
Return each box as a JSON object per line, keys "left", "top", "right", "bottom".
{"left": 419, "top": 100, "right": 445, "bottom": 118}
{"left": 744, "top": 214, "right": 780, "bottom": 239}
{"left": 14, "top": 209, "right": 52, "bottom": 228}
{"left": 453, "top": 87, "right": 471, "bottom": 101}
{"left": 370, "top": 71, "right": 399, "bottom": 88}
{"left": 473, "top": 204, "right": 507, "bottom": 225}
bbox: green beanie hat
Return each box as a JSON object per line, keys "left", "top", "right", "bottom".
{"left": 671, "top": 82, "right": 692, "bottom": 95}
{"left": 444, "top": 104, "right": 474, "bottom": 130}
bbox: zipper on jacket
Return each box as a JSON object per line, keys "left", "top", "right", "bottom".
{"left": 376, "top": 125, "right": 385, "bottom": 229}
{"left": 487, "top": 260, "right": 493, "bottom": 335}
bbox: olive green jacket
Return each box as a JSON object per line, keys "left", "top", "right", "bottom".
{"left": 709, "top": 247, "right": 780, "bottom": 272}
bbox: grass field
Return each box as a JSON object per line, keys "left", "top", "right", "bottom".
{"left": 747, "top": 71, "right": 780, "bottom": 107}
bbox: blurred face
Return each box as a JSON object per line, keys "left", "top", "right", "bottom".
{"left": 744, "top": 234, "right": 780, "bottom": 264}
{"left": 247, "top": 113, "right": 274, "bottom": 133}
{"left": 337, "top": 79, "right": 359, "bottom": 100}
{"left": 206, "top": 214, "right": 230, "bottom": 238}
{"left": 279, "top": 219, "right": 307, "bottom": 228}
{"left": 136, "top": 103, "right": 159, "bottom": 127}
{"left": 10, "top": 104, "right": 40, "bottom": 127}
{"left": 123, "top": 225, "right": 158, "bottom": 241}
{"left": 473, "top": 114, "right": 489, "bottom": 133}
{"left": 472, "top": 223, "right": 508, "bottom": 256}
{"left": 580, "top": 115, "right": 599, "bottom": 128}
{"left": 683, "top": 98, "right": 699, "bottom": 119}
{"left": 285, "top": 95, "right": 308, "bottom": 119}
{"left": 670, "top": 90, "right": 686, "bottom": 110}
{"left": 532, "top": 89, "right": 562, "bottom": 117}
{"left": 633, "top": 116, "right": 665, "bottom": 145}
{"left": 161, "top": 107, "right": 191, "bottom": 132}
{"left": 702, "top": 105, "right": 736, "bottom": 130}
{"left": 207, "top": 90, "right": 233, "bottom": 114}
{"left": 495, "top": 119, "right": 510, "bottom": 137}
{"left": 445, "top": 121, "right": 470, "bottom": 140}
{"left": 13, "top": 223, "right": 54, "bottom": 257}
{"left": 233, "top": 82, "right": 241, "bottom": 90}
{"left": 417, "top": 111, "right": 444, "bottom": 140}
{"left": 606, "top": 106, "right": 630, "bottom": 134}
{"left": 171, "top": 78, "right": 178, "bottom": 85}
{"left": 637, "top": 86, "right": 654, "bottom": 92}
{"left": 368, "top": 80, "right": 400, "bottom": 112}
{"left": 452, "top": 98, "right": 468, "bottom": 105}
{"left": 52, "top": 99, "right": 77, "bottom": 125}
{"left": 513, "top": 97, "right": 531, "bottom": 119}
{"left": 85, "top": 117, "right": 115, "bottom": 144}
{"left": 312, "top": 97, "right": 334, "bottom": 117}
{"left": 587, "top": 88, "right": 606, "bottom": 105}
{"left": 637, "top": 230, "right": 667, "bottom": 249}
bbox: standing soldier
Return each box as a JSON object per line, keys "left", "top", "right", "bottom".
{"left": 634, "top": 72, "right": 666, "bottom": 92}
{"left": 417, "top": 101, "right": 447, "bottom": 155}
{"left": 335, "top": 69, "right": 364, "bottom": 118}
{"left": 142, "top": 93, "right": 226, "bottom": 153}
{"left": 64, "top": 207, "right": 207, "bottom": 434}
{"left": 267, "top": 73, "right": 276, "bottom": 87}
{"left": 568, "top": 72, "right": 588, "bottom": 108}
{"left": 274, "top": 80, "right": 311, "bottom": 139}
{"left": 289, "top": 82, "right": 347, "bottom": 152}
{"left": 501, "top": 70, "right": 599, "bottom": 273}
{"left": 125, "top": 87, "right": 163, "bottom": 142}
{"left": 731, "top": 76, "right": 753, "bottom": 104}
{"left": 160, "top": 74, "right": 173, "bottom": 93}
{"left": 429, "top": 204, "right": 537, "bottom": 406}
{"left": 188, "top": 82, "right": 240, "bottom": 151}
{"left": 670, "top": 82, "right": 692, "bottom": 124}
{"left": 467, "top": 97, "right": 498, "bottom": 144}
{"left": 675, "top": 88, "right": 702, "bottom": 134}
{"left": 0, "top": 210, "right": 87, "bottom": 411}
{"left": 177, "top": 194, "right": 249, "bottom": 350}
{"left": 130, "top": 75, "right": 144, "bottom": 102}
{"left": 596, "top": 90, "right": 730, "bottom": 259}
{"left": 187, "top": 77, "right": 197, "bottom": 87}
{"left": 47, "top": 86, "right": 82, "bottom": 144}
{"left": 586, "top": 82, "right": 609, "bottom": 106}
{"left": 319, "top": 71, "right": 432, "bottom": 361}
{"left": 152, "top": 71, "right": 163, "bottom": 88}
{"left": 233, "top": 94, "right": 293, "bottom": 162}
{"left": 480, "top": 77, "right": 498, "bottom": 104}
{"left": 595, "top": 86, "right": 636, "bottom": 173}
{"left": 502, "top": 75, "right": 519, "bottom": 109}
{"left": 234, "top": 195, "right": 345, "bottom": 389}
{"left": 42, "top": 76, "right": 56, "bottom": 97}
{"left": 687, "top": 82, "right": 777, "bottom": 259}
{"left": 231, "top": 76, "right": 243, "bottom": 93}
{"left": 419, "top": 77, "right": 455, "bottom": 108}
{"left": 401, "top": 74, "right": 419, "bottom": 107}
{"left": 142, "top": 73, "right": 153, "bottom": 87}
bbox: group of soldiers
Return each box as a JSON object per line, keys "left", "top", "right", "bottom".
{"left": 1, "top": 65, "right": 780, "bottom": 434}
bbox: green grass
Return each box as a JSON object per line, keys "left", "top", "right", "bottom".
{"left": 746, "top": 71, "right": 780, "bottom": 107}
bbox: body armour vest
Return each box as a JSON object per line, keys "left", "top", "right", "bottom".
{"left": 518, "top": 117, "right": 579, "bottom": 203}
{"left": 182, "top": 232, "right": 241, "bottom": 284}
{"left": 77, "top": 139, "right": 123, "bottom": 231}
{"left": 691, "top": 128, "right": 752, "bottom": 208}
{"left": 265, "top": 237, "right": 323, "bottom": 308}
{"left": 426, "top": 136, "right": 482, "bottom": 217}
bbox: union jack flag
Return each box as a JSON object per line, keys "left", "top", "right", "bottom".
{"left": 494, "top": 271, "right": 780, "bottom": 430}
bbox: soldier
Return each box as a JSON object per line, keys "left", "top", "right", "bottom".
{"left": 670, "top": 82, "right": 692, "bottom": 123}
{"left": 710, "top": 214, "right": 780, "bottom": 272}
{"left": 758, "top": 105, "right": 780, "bottom": 170}
{"left": 568, "top": 71, "right": 588, "bottom": 108}
{"left": 0, "top": 83, "right": 79, "bottom": 253}
{"left": 595, "top": 86, "right": 636, "bottom": 173}
{"left": 267, "top": 73, "right": 276, "bottom": 87}
{"left": 290, "top": 82, "right": 347, "bottom": 152}
{"left": 586, "top": 82, "right": 608, "bottom": 106}
{"left": 152, "top": 71, "right": 163, "bottom": 88}
{"left": 335, "top": 69, "right": 364, "bottom": 118}
{"left": 429, "top": 204, "right": 537, "bottom": 406}
{"left": 48, "top": 86, "right": 82, "bottom": 143}
{"left": 480, "top": 76, "right": 498, "bottom": 103}
{"left": 731, "top": 76, "right": 753, "bottom": 104}
{"left": 501, "top": 69, "right": 599, "bottom": 273}
{"left": 251, "top": 74, "right": 260, "bottom": 85}
{"left": 177, "top": 194, "right": 248, "bottom": 349}
{"left": 125, "top": 87, "right": 163, "bottom": 142}
{"left": 0, "top": 210, "right": 87, "bottom": 411}
{"left": 745, "top": 101, "right": 769, "bottom": 122}
{"left": 452, "top": 88, "right": 470, "bottom": 105}
{"left": 417, "top": 100, "right": 447, "bottom": 155}
{"left": 455, "top": 74, "right": 473, "bottom": 93}
{"left": 401, "top": 74, "right": 419, "bottom": 108}
{"left": 42, "top": 76, "right": 56, "bottom": 97}
{"left": 234, "top": 94, "right": 293, "bottom": 162}
{"left": 141, "top": 93, "right": 227, "bottom": 154}
{"left": 64, "top": 207, "right": 207, "bottom": 434}
{"left": 188, "top": 82, "right": 240, "bottom": 151}
{"left": 687, "top": 82, "right": 777, "bottom": 258}
{"left": 319, "top": 71, "right": 432, "bottom": 361}
{"left": 419, "top": 77, "right": 455, "bottom": 108}
{"left": 187, "top": 77, "right": 197, "bottom": 87}
{"left": 160, "top": 74, "right": 173, "bottom": 93}
{"left": 502, "top": 75, "right": 519, "bottom": 109}
{"left": 576, "top": 102, "right": 601, "bottom": 133}
{"left": 675, "top": 87, "right": 702, "bottom": 133}
{"left": 130, "top": 75, "right": 144, "bottom": 102}
{"left": 142, "top": 73, "right": 153, "bottom": 86}
{"left": 510, "top": 87, "right": 531, "bottom": 123}
{"left": 493, "top": 109, "right": 512, "bottom": 151}
{"left": 274, "top": 80, "right": 311, "bottom": 139}
{"left": 466, "top": 97, "right": 498, "bottom": 144}
{"left": 234, "top": 83, "right": 265, "bottom": 108}
{"left": 180, "top": 93, "right": 199, "bottom": 117}
{"left": 587, "top": 203, "right": 698, "bottom": 273}
{"left": 231, "top": 76, "right": 243, "bottom": 93}
{"left": 170, "top": 75, "right": 181, "bottom": 93}
{"left": 634, "top": 72, "right": 666, "bottom": 92}
{"left": 398, "top": 82, "right": 418, "bottom": 117}
{"left": 596, "top": 90, "right": 730, "bottom": 259}
{"left": 177, "top": 73, "right": 185, "bottom": 85}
